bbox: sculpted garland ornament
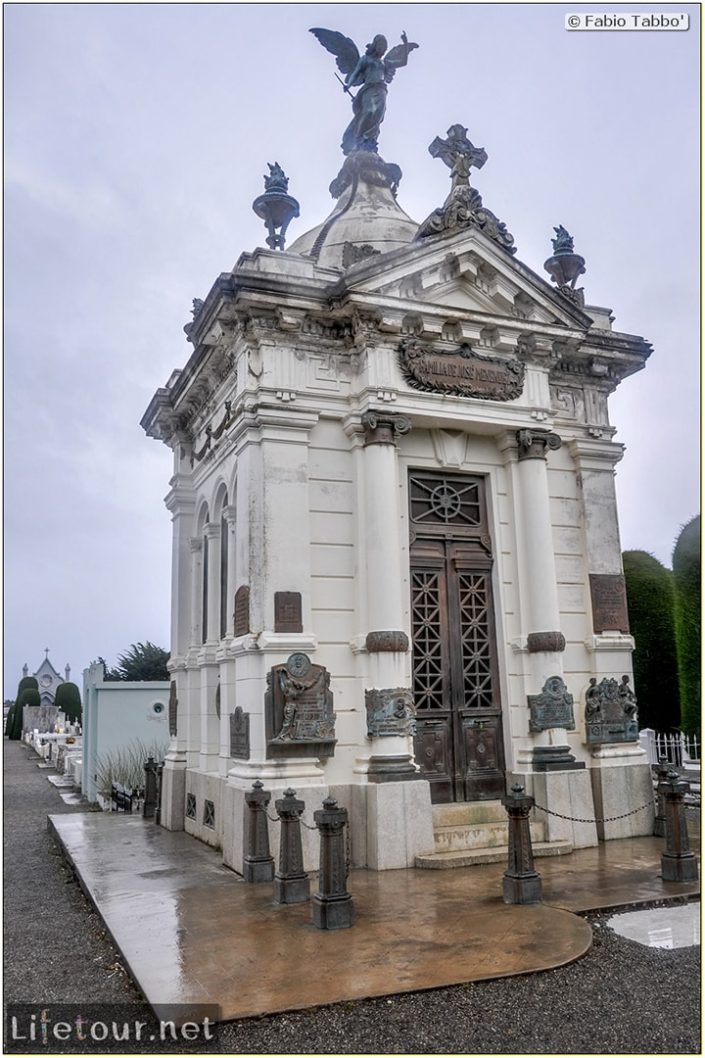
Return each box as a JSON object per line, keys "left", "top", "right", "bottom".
{"left": 398, "top": 339, "right": 524, "bottom": 401}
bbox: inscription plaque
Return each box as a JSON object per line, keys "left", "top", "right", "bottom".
{"left": 230, "top": 706, "right": 251, "bottom": 759}
{"left": 585, "top": 675, "right": 639, "bottom": 745}
{"left": 233, "top": 585, "right": 250, "bottom": 637}
{"left": 528, "top": 675, "right": 576, "bottom": 733}
{"left": 589, "top": 574, "right": 630, "bottom": 633}
{"left": 168, "top": 681, "right": 178, "bottom": 736}
{"left": 265, "top": 653, "right": 335, "bottom": 759}
{"left": 398, "top": 339, "right": 524, "bottom": 401}
{"left": 274, "top": 591, "right": 303, "bottom": 633}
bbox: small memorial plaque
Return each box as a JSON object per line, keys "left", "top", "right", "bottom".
{"left": 265, "top": 653, "right": 335, "bottom": 759}
{"left": 528, "top": 675, "right": 576, "bottom": 733}
{"left": 398, "top": 339, "right": 524, "bottom": 402}
{"left": 233, "top": 585, "right": 250, "bottom": 637}
{"left": 589, "top": 574, "right": 630, "bottom": 633}
{"left": 230, "top": 707, "right": 250, "bottom": 759}
{"left": 274, "top": 591, "right": 303, "bottom": 633}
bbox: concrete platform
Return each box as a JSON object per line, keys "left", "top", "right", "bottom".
{"left": 48, "top": 813, "right": 698, "bottom": 1024}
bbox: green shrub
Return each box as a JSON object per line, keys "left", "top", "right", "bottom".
{"left": 16, "top": 676, "right": 38, "bottom": 697}
{"left": 672, "top": 516, "right": 701, "bottom": 736}
{"left": 623, "top": 550, "right": 680, "bottom": 732}
{"left": 55, "top": 681, "right": 82, "bottom": 723}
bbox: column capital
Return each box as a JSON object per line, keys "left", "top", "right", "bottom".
{"left": 203, "top": 521, "right": 220, "bottom": 540}
{"left": 516, "top": 429, "right": 562, "bottom": 462}
{"left": 222, "top": 504, "right": 238, "bottom": 525}
{"left": 189, "top": 537, "right": 203, "bottom": 553}
{"left": 361, "top": 411, "right": 412, "bottom": 447}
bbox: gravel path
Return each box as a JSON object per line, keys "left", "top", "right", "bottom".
{"left": 4, "top": 738, "right": 701, "bottom": 1054}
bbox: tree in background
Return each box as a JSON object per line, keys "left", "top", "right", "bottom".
{"left": 9, "top": 686, "right": 40, "bottom": 740}
{"left": 110, "top": 642, "right": 170, "bottom": 682}
{"left": 672, "top": 516, "right": 701, "bottom": 736}
{"left": 55, "top": 681, "right": 82, "bottom": 723}
{"left": 622, "top": 550, "right": 680, "bottom": 733}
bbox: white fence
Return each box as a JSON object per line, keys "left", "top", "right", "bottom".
{"left": 639, "top": 728, "right": 700, "bottom": 767}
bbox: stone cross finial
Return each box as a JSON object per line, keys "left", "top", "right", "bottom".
{"left": 45, "top": 648, "right": 49, "bottom": 659}
{"left": 429, "top": 124, "right": 488, "bottom": 187}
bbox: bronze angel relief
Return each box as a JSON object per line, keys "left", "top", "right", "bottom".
{"left": 310, "top": 28, "right": 419, "bottom": 155}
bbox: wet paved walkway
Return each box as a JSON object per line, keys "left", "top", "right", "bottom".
{"left": 49, "top": 811, "right": 698, "bottom": 1023}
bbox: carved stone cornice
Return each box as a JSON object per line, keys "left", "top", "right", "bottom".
{"left": 516, "top": 429, "right": 562, "bottom": 461}
{"left": 361, "top": 412, "right": 412, "bottom": 447}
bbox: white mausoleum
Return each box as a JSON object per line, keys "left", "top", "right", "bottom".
{"left": 142, "top": 105, "right": 654, "bottom": 873}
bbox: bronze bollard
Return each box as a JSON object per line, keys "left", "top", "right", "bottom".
{"left": 502, "top": 783, "right": 542, "bottom": 904}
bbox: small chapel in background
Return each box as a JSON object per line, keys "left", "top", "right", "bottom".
{"left": 22, "top": 650, "right": 71, "bottom": 709}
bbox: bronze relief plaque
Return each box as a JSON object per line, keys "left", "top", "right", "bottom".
{"left": 265, "top": 653, "right": 335, "bottom": 759}
{"left": 589, "top": 574, "right": 630, "bottom": 633}
{"left": 398, "top": 339, "right": 524, "bottom": 401}
{"left": 274, "top": 591, "right": 303, "bottom": 633}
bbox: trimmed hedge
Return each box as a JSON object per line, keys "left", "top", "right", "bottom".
{"left": 623, "top": 550, "right": 680, "bottom": 732}
{"left": 672, "top": 516, "right": 701, "bottom": 736}
{"left": 55, "top": 681, "right": 82, "bottom": 723}
{"left": 9, "top": 686, "right": 40, "bottom": 740}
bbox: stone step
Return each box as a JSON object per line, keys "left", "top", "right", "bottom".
{"left": 432, "top": 800, "right": 507, "bottom": 827}
{"left": 416, "top": 840, "right": 574, "bottom": 869}
{"left": 433, "top": 819, "right": 544, "bottom": 854}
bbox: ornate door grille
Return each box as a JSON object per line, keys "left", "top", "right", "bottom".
{"left": 409, "top": 472, "right": 505, "bottom": 803}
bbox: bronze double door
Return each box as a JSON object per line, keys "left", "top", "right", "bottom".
{"left": 409, "top": 471, "right": 505, "bottom": 803}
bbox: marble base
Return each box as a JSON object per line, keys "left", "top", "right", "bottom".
{"left": 590, "top": 762, "right": 655, "bottom": 840}
{"left": 159, "top": 759, "right": 186, "bottom": 832}
{"left": 532, "top": 769, "right": 598, "bottom": 848}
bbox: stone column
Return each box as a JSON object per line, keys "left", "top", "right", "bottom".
{"left": 361, "top": 411, "right": 415, "bottom": 780}
{"left": 357, "top": 411, "right": 434, "bottom": 870}
{"left": 223, "top": 503, "right": 238, "bottom": 639}
{"left": 188, "top": 537, "right": 203, "bottom": 648}
{"left": 204, "top": 522, "right": 221, "bottom": 646}
{"left": 514, "top": 429, "right": 575, "bottom": 769}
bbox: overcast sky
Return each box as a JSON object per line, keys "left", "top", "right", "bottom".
{"left": 5, "top": 3, "right": 699, "bottom": 698}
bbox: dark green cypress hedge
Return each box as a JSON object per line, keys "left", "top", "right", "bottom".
{"left": 16, "top": 676, "right": 38, "bottom": 697}
{"left": 623, "top": 550, "right": 680, "bottom": 733}
{"left": 55, "top": 682, "right": 82, "bottom": 723}
{"left": 672, "top": 516, "right": 701, "bottom": 736}
{"left": 9, "top": 687, "right": 40, "bottom": 740}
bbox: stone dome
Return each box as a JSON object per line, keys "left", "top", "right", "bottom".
{"left": 288, "top": 152, "right": 418, "bottom": 270}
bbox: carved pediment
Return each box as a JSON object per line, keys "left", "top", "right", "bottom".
{"left": 340, "top": 234, "right": 590, "bottom": 332}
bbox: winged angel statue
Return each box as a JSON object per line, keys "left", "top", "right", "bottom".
{"left": 310, "top": 28, "right": 419, "bottom": 155}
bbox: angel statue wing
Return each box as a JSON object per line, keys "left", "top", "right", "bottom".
{"left": 384, "top": 33, "right": 419, "bottom": 83}
{"left": 310, "top": 28, "right": 360, "bottom": 78}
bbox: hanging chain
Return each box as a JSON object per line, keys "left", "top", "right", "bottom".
{"left": 532, "top": 796, "right": 656, "bottom": 825}
{"left": 345, "top": 818, "right": 351, "bottom": 879}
